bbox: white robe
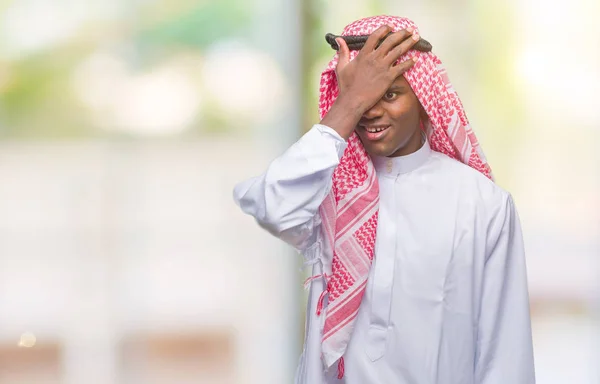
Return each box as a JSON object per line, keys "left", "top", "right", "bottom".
{"left": 233, "top": 124, "right": 536, "bottom": 384}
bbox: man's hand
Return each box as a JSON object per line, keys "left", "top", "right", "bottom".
{"left": 320, "top": 25, "right": 419, "bottom": 140}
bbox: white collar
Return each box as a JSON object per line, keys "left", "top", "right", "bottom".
{"left": 371, "top": 134, "right": 431, "bottom": 177}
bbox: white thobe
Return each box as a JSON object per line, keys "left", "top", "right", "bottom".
{"left": 233, "top": 124, "right": 535, "bottom": 384}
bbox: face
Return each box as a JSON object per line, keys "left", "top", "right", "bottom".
{"left": 355, "top": 76, "right": 424, "bottom": 157}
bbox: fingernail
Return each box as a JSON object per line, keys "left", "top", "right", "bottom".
{"left": 412, "top": 56, "right": 419, "bottom": 63}
{"left": 412, "top": 32, "right": 420, "bottom": 41}
{"left": 406, "top": 27, "right": 414, "bottom": 33}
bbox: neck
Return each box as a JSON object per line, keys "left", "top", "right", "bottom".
{"left": 388, "top": 128, "right": 423, "bottom": 157}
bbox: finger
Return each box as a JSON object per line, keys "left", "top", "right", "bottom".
{"left": 362, "top": 25, "right": 393, "bottom": 52}
{"left": 385, "top": 31, "right": 420, "bottom": 65}
{"left": 335, "top": 38, "right": 350, "bottom": 71}
{"left": 392, "top": 57, "right": 418, "bottom": 77}
{"left": 376, "top": 29, "right": 412, "bottom": 56}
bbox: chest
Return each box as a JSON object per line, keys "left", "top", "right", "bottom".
{"left": 372, "top": 174, "right": 485, "bottom": 304}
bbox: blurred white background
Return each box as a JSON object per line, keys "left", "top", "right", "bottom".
{"left": 0, "top": 0, "right": 598, "bottom": 383}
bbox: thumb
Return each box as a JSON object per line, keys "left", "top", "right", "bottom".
{"left": 335, "top": 38, "right": 350, "bottom": 71}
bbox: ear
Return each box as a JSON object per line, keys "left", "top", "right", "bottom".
{"left": 419, "top": 105, "right": 428, "bottom": 122}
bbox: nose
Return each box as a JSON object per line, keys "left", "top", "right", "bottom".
{"left": 361, "top": 100, "right": 385, "bottom": 120}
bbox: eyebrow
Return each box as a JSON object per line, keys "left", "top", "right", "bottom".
{"left": 388, "top": 84, "right": 408, "bottom": 92}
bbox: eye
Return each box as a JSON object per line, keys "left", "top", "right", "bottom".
{"left": 383, "top": 92, "right": 398, "bottom": 101}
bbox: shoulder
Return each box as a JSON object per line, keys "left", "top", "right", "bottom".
{"left": 428, "top": 152, "right": 520, "bottom": 256}
{"left": 429, "top": 151, "right": 512, "bottom": 211}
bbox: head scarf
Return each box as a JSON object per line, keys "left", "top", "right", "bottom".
{"left": 315, "top": 15, "right": 493, "bottom": 374}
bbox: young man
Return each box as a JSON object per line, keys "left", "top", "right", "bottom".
{"left": 234, "top": 15, "right": 535, "bottom": 384}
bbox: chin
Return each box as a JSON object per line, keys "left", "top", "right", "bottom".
{"left": 363, "top": 144, "right": 395, "bottom": 158}
{"left": 358, "top": 131, "right": 415, "bottom": 158}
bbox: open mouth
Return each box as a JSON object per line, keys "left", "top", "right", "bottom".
{"left": 361, "top": 125, "right": 391, "bottom": 141}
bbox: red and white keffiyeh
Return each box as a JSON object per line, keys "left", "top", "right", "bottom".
{"left": 315, "top": 15, "right": 493, "bottom": 374}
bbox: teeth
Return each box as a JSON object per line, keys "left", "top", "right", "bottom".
{"left": 366, "top": 127, "right": 387, "bottom": 133}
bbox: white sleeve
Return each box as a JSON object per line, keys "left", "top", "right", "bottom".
{"left": 475, "top": 194, "right": 536, "bottom": 384}
{"left": 233, "top": 124, "right": 347, "bottom": 251}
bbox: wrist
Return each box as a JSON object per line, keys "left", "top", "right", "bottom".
{"left": 334, "top": 93, "right": 369, "bottom": 117}
{"left": 319, "top": 95, "right": 366, "bottom": 140}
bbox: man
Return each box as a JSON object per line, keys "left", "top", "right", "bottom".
{"left": 233, "top": 15, "right": 535, "bottom": 384}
